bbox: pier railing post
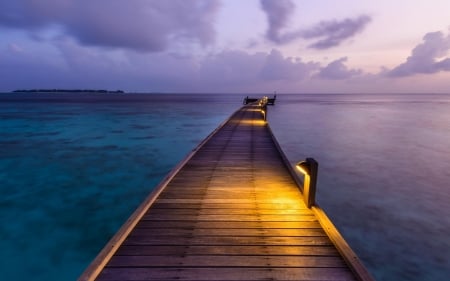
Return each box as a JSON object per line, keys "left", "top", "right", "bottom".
{"left": 259, "top": 97, "right": 268, "bottom": 121}
{"left": 296, "top": 158, "right": 318, "bottom": 208}
{"left": 262, "top": 104, "right": 267, "bottom": 121}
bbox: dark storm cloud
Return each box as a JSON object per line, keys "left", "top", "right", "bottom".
{"left": 388, "top": 31, "right": 450, "bottom": 77}
{"left": 0, "top": 0, "right": 220, "bottom": 52}
{"left": 259, "top": 0, "right": 371, "bottom": 48}
{"left": 317, "top": 57, "right": 362, "bottom": 80}
{"left": 302, "top": 15, "right": 372, "bottom": 49}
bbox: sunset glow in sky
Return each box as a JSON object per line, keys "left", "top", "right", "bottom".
{"left": 2, "top": 0, "right": 450, "bottom": 93}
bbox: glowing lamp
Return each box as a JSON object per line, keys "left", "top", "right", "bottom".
{"left": 296, "top": 161, "right": 310, "bottom": 175}
{"left": 261, "top": 108, "right": 267, "bottom": 121}
{"left": 296, "top": 158, "right": 318, "bottom": 208}
{"left": 260, "top": 101, "right": 267, "bottom": 121}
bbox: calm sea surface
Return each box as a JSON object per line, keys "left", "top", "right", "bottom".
{"left": 0, "top": 93, "right": 449, "bottom": 281}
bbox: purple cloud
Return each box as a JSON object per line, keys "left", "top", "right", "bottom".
{"left": 260, "top": 0, "right": 296, "bottom": 44}
{"left": 0, "top": 0, "right": 220, "bottom": 52}
{"left": 259, "top": 49, "right": 319, "bottom": 80}
{"left": 388, "top": 31, "right": 450, "bottom": 77}
{"left": 199, "top": 51, "right": 265, "bottom": 85}
{"left": 303, "top": 16, "right": 372, "bottom": 49}
{"left": 259, "top": 0, "right": 371, "bottom": 49}
{"left": 1, "top": 42, "right": 72, "bottom": 90}
{"left": 195, "top": 49, "right": 320, "bottom": 89}
{"left": 317, "top": 57, "right": 362, "bottom": 80}
{"left": 1, "top": 41, "right": 325, "bottom": 92}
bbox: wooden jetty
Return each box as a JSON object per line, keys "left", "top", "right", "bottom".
{"left": 244, "top": 95, "right": 276, "bottom": 105}
{"left": 79, "top": 100, "right": 374, "bottom": 281}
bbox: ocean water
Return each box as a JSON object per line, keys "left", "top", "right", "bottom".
{"left": 268, "top": 94, "right": 450, "bottom": 281}
{"left": 0, "top": 93, "right": 240, "bottom": 281}
{"left": 0, "top": 93, "right": 449, "bottom": 281}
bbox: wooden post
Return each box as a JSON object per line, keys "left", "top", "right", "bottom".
{"left": 262, "top": 104, "right": 267, "bottom": 121}
{"left": 297, "top": 158, "right": 318, "bottom": 208}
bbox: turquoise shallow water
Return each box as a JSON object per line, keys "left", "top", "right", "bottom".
{"left": 0, "top": 93, "right": 240, "bottom": 280}
{"left": 1, "top": 93, "right": 449, "bottom": 281}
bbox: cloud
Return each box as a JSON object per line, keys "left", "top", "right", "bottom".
{"left": 259, "top": 0, "right": 296, "bottom": 44}
{"left": 199, "top": 51, "right": 266, "bottom": 85}
{"left": 388, "top": 31, "right": 450, "bottom": 77}
{"left": 182, "top": 48, "right": 320, "bottom": 89}
{"left": 0, "top": 42, "right": 70, "bottom": 90}
{"left": 260, "top": 49, "right": 319, "bottom": 80}
{"left": 317, "top": 57, "right": 362, "bottom": 80}
{"left": 1, "top": 40, "right": 324, "bottom": 92}
{"left": 0, "top": 0, "right": 220, "bottom": 52}
{"left": 259, "top": 0, "right": 371, "bottom": 49}
{"left": 303, "top": 15, "right": 372, "bottom": 49}
{"left": 7, "top": 43, "right": 23, "bottom": 53}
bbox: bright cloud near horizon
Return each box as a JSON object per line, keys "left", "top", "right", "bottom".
{"left": 1, "top": 0, "right": 450, "bottom": 93}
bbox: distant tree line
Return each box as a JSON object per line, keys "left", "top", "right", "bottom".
{"left": 12, "top": 89, "right": 125, "bottom": 93}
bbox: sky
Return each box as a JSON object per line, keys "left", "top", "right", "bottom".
{"left": 1, "top": 0, "right": 450, "bottom": 93}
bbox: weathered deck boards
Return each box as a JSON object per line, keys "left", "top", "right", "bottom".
{"left": 80, "top": 103, "right": 373, "bottom": 281}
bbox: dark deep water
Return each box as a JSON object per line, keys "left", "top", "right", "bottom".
{"left": 0, "top": 93, "right": 449, "bottom": 280}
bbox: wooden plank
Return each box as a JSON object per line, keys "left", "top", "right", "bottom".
{"left": 157, "top": 190, "right": 302, "bottom": 196}
{"left": 141, "top": 214, "right": 318, "bottom": 222}
{"left": 150, "top": 203, "right": 309, "bottom": 210}
{"left": 130, "top": 227, "right": 327, "bottom": 237}
{"left": 146, "top": 208, "right": 311, "bottom": 215}
{"left": 154, "top": 199, "right": 306, "bottom": 206}
{"left": 115, "top": 245, "right": 341, "bottom": 256}
{"left": 123, "top": 235, "right": 334, "bottom": 246}
{"left": 107, "top": 255, "right": 348, "bottom": 268}
{"left": 136, "top": 220, "right": 321, "bottom": 229}
{"left": 96, "top": 267, "right": 356, "bottom": 281}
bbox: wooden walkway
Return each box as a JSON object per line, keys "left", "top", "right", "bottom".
{"left": 80, "top": 103, "right": 374, "bottom": 281}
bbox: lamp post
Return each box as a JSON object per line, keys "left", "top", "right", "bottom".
{"left": 261, "top": 104, "right": 267, "bottom": 121}
{"left": 296, "top": 158, "right": 318, "bottom": 208}
{"left": 259, "top": 96, "right": 268, "bottom": 121}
